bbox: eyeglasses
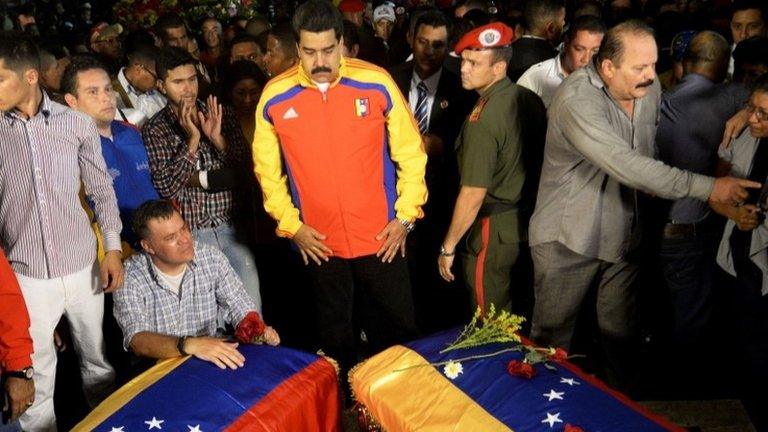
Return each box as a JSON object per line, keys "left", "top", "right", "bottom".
{"left": 747, "top": 102, "right": 768, "bottom": 122}
{"left": 137, "top": 63, "right": 157, "bottom": 80}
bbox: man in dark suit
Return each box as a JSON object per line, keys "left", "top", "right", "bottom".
{"left": 508, "top": 0, "right": 566, "bottom": 81}
{"left": 390, "top": 9, "right": 475, "bottom": 333}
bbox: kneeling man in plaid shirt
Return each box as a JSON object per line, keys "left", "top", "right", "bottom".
{"left": 113, "top": 200, "right": 279, "bottom": 370}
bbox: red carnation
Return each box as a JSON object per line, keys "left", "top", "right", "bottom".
{"left": 506, "top": 360, "right": 536, "bottom": 379}
{"left": 565, "top": 424, "right": 584, "bottom": 432}
{"left": 552, "top": 348, "right": 569, "bottom": 362}
{"left": 235, "top": 311, "right": 266, "bottom": 344}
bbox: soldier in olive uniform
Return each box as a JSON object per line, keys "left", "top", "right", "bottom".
{"left": 438, "top": 23, "right": 547, "bottom": 314}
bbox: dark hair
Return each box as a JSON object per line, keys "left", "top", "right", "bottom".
{"left": 733, "top": 36, "right": 768, "bottom": 69}
{"left": 596, "top": 20, "right": 655, "bottom": 66}
{"left": 245, "top": 15, "right": 271, "bottom": 37}
{"left": 523, "top": 0, "right": 566, "bottom": 33}
{"left": 463, "top": 9, "right": 490, "bottom": 27}
{"left": 0, "top": 31, "right": 40, "bottom": 72}
{"left": 342, "top": 20, "right": 361, "bottom": 52}
{"left": 565, "top": 15, "right": 606, "bottom": 41}
{"left": 154, "top": 13, "right": 188, "bottom": 40}
{"left": 268, "top": 23, "right": 298, "bottom": 59}
{"left": 256, "top": 30, "right": 270, "bottom": 53}
{"left": 39, "top": 39, "right": 69, "bottom": 60}
{"left": 573, "top": 0, "right": 603, "bottom": 19}
{"left": 413, "top": 9, "right": 453, "bottom": 41}
{"left": 60, "top": 55, "right": 106, "bottom": 96}
{"left": 123, "top": 29, "right": 157, "bottom": 55}
{"left": 752, "top": 72, "right": 768, "bottom": 94}
{"left": 490, "top": 46, "right": 514, "bottom": 65}
{"left": 155, "top": 46, "right": 196, "bottom": 81}
{"left": 126, "top": 45, "right": 159, "bottom": 68}
{"left": 230, "top": 33, "right": 260, "bottom": 49}
{"left": 132, "top": 200, "right": 179, "bottom": 241}
{"left": 731, "top": 0, "right": 768, "bottom": 22}
{"left": 222, "top": 60, "right": 268, "bottom": 104}
{"left": 292, "top": 0, "right": 344, "bottom": 41}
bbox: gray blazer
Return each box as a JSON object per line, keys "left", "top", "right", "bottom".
{"left": 716, "top": 131, "right": 768, "bottom": 295}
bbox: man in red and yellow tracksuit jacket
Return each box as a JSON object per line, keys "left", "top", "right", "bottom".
{"left": 252, "top": 0, "right": 427, "bottom": 378}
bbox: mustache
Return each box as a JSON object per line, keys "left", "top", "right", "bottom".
{"left": 311, "top": 66, "right": 332, "bottom": 74}
{"left": 636, "top": 79, "right": 654, "bottom": 88}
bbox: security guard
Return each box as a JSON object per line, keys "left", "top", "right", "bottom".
{"left": 438, "top": 23, "right": 547, "bottom": 314}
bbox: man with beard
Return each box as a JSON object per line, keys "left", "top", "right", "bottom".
{"left": 528, "top": 21, "right": 761, "bottom": 388}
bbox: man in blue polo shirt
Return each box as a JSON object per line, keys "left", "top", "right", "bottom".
{"left": 62, "top": 55, "right": 159, "bottom": 248}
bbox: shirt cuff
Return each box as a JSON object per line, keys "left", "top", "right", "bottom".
{"left": 199, "top": 171, "right": 209, "bottom": 190}
{"left": 102, "top": 231, "right": 123, "bottom": 253}
{"left": 690, "top": 173, "right": 716, "bottom": 202}
{"left": 276, "top": 218, "right": 303, "bottom": 238}
{"left": 3, "top": 354, "right": 33, "bottom": 372}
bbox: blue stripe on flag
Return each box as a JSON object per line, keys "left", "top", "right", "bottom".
{"left": 405, "top": 330, "right": 672, "bottom": 432}
{"left": 94, "top": 345, "right": 320, "bottom": 431}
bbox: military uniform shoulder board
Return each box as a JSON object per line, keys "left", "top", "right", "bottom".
{"left": 469, "top": 98, "right": 488, "bottom": 122}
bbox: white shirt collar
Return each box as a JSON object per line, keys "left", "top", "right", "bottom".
{"left": 118, "top": 67, "right": 157, "bottom": 96}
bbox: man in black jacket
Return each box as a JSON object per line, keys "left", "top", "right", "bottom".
{"left": 390, "top": 9, "right": 475, "bottom": 332}
{"left": 508, "top": 0, "right": 565, "bottom": 81}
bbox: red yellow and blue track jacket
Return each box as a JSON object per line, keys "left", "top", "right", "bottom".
{"left": 252, "top": 57, "right": 428, "bottom": 259}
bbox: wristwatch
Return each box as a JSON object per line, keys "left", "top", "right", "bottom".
{"left": 399, "top": 218, "right": 416, "bottom": 233}
{"left": 5, "top": 367, "right": 34, "bottom": 380}
{"left": 439, "top": 245, "right": 455, "bottom": 257}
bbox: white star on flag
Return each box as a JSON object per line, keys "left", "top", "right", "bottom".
{"left": 541, "top": 412, "right": 563, "bottom": 428}
{"left": 560, "top": 377, "right": 581, "bottom": 386}
{"left": 188, "top": 425, "right": 203, "bottom": 432}
{"left": 543, "top": 389, "right": 565, "bottom": 401}
{"left": 145, "top": 416, "right": 164, "bottom": 430}
{"left": 109, "top": 427, "right": 124, "bottom": 432}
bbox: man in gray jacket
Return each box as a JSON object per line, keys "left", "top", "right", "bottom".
{"left": 529, "top": 21, "right": 759, "bottom": 385}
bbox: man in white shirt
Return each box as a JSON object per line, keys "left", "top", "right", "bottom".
{"left": 517, "top": 15, "right": 605, "bottom": 108}
{"left": 113, "top": 45, "right": 167, "bottom": 126}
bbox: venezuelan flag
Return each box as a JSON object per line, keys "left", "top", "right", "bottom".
{"left": 74, "top": 345, "right": 340, "bottom": 431}
{"left": 351, "top": 329, "right": 685, "bottom": 432}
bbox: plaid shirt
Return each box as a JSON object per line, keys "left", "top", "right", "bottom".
{"left": 113, "top": 242, "right": 256, "bottom": 351}
{"left": 141, "top": 104, "right": 248, "bottom": 229}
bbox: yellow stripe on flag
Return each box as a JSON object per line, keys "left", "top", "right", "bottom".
{"left": 72, "top": 356, "right": 190, "bottom": 431}
{"left": 351, "top": 345, "right": 512, "bottom": 432}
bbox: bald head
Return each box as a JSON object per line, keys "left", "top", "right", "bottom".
{"left": 683, "top": 31, "right": 730, "bottom": 83}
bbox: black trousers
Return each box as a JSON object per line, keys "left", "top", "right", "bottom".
{"left": 305, "top": 254, "right": 417, "bottom": 373}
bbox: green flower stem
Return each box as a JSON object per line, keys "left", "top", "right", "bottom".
{"left": 393, "top": 346, "right": 522, "bottom": 373}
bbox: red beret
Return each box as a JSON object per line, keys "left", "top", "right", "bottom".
{"left": 454, "top": 23, "right": 515, "bottom": 55}
{"left": 338, "top": 0, "right": 365, "bottom": 13}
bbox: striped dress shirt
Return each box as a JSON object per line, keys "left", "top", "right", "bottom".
{"left": 0, "top": 92, "right": 122, "bottom": 279}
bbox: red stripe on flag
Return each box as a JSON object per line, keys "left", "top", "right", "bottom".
{"left": 475, "top": 217, "right": 491, "bottom": 315}
{"left": 225, "top": 357, "right": 341, "bottom": 431}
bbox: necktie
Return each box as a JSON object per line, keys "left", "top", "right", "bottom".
{"left": 414, "top": 81, "right": 429, "bottom": 135}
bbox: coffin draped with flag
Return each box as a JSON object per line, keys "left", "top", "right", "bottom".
{"left": 350, "top": 329, "right": 685, "bottom": 432}
{"left": 73, "top": 345, "right": 340, "bottom": 431}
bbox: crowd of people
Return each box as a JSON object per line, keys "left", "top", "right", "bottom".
{"left": 1, "top": 0, "right": 768, "bottom": 430}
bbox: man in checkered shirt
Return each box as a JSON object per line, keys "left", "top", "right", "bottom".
{"left": 113, "top": 200, "right": 279, "bottom": 370}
